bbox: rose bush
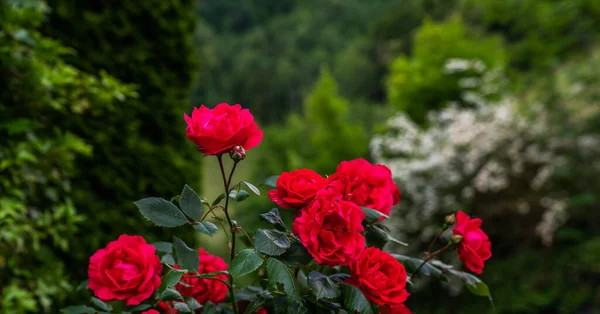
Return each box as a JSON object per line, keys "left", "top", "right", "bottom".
{"left": 63, "top": 103, "right": 493, "bottom": 314}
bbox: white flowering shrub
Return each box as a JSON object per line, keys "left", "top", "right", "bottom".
{"left": 372, "top": 58, "right": 600, "bottom": 248}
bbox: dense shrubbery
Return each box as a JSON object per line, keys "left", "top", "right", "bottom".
{"left": 0, "top": 0, "right": 199, "bottom": 312}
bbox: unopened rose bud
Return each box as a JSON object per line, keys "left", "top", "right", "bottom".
{"left": 444, "top": 214, "right": 456, "bottom": 225}
{"left": 450, "top": 234, "right": 463, "bottom": 244}
{"left": 229, "top": 145, "right": 246, "bottom": 161}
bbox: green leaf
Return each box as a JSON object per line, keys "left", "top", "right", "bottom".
{"left": 307, "top": 271, "right": 340, "bottom": 300}
{"left": 260, "top": 208, "right": 287, "bottom": 231}
{"left": 446, "top": 269, "right": 493, "bottom": 303}
{"left": 242, "top": 299, "right": 265, "bottom": 314}
{"left": 253, "top": 229, "right": 291, "bottom": 256}
{"left": 193, "top": 221, "right": 218, "bottom": 237}
{"left": 264, "top": 175, "right": 279, "bottom": 187}
{"left": 91, "top": 297, "right": 112, "bottom": 311}
{"left": 134, "top": 197, "right": 188, "bottom": 227}
{"left": 152, "top": 241, "right": 173, "bottom": 253}
{"left": 230, "top": 249, "right": 264, "bottom": 279}
{"left": 341, "top": 284, "right": 374, "bottom": 314}
{"left": 180, "top": 184, "right": 203, "bottom": 220}
{"left": 60, "top": 305, "right": 96, "bottom": 314}
{"left": 211, "top": 192, "right": 226, "bottom": 206}
{"left": 158, "top": 270, "right": 184, "bottom": 293}
{"left": 200, "top": 301, "right": 218, "bottom": 314}
{"left": 173, "top": 302, "right": 192, "bottom": 312}
{"left": 362, "top": 207, "right": 389, "bottom": 223}
{"left": 161, "top": 288, "right": 183, "bottom": 301}
{"left": 243, "top": 181, "right": 261, "bottom": 196}
{"left": 392, "top": 254, "right": 442, "bottom": 277}
{"left": 129, "top": 304, "right": 152, "bottom": 312}
{"left": 161, "top": 254, "right": 175, "bottom": 265}
{"left": 173, "top": 237, "right": 199, "bottom": 272}
{"left": 186, "top": 297, "right": 202, "bottom": 311}
{"left": 230, "top": 189, "right": 250, "bottom": 201}
{"left": 266, "top": 258, "right": 300, "bottom": 299}
{"left": 365, "top": 225, "right": 407, "bottom": 248}
{"left": 277, "top": 242, "right": 313, "bottom": 267}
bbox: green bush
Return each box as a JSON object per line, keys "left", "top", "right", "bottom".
{"left": 0, "top": 2, "right": 136, "bottom": 312}
{"left": 386, "top": 17, "right": 505, "bottom": 124}
{"left": 40, "top": 0, "right": 201, "bottom": 276}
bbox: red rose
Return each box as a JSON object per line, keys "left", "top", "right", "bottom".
{"left": 268, "top": 169, "right": 327, "bottom": 209}
{"left": 175, "top": 248, "right": 229, "bottom": 305}
{"left": 157, "top": 301, "right": 178, "bottom": 313}
{"left": 88, "top": 235, "right": 162, "bottom": 306}
{"left": 292, "top": 194, "right": 365, "bottom": 266}
{"left": 335, "top": 158, "right": 401, "bottom": 216}
{"left": 237, "top": 301, "right": 268, "bottom": 314}
{"left": 141, "top": 310, "right": 160, "bottom": 314}
{"left": 316, "top": 173, "right": 352, "bottom": 199}
{"left": 379, "top": 304, "right": 412, "bottom": 314}
{"left": 452, "top": 211, "right": 492, "bottom": 274}
{"left": 348, "top": 247, "right": 409, "bottom": 306}
{"left": 184, "top": 103, "right": 263, "bottom": 155}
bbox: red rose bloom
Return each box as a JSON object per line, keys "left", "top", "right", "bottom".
{"left": 348, "top": 247, "right": 409, "bottom": 306}
{"left": 380, "top": 304, "right": 412, "bottom": 314}
{"left": 335, "top": 158, "right": 401, "bottom": 216}
{"left": 184, "top": 103, "right": 263, "bottom": 155}
{"left": 316, "top": 173, "right": 352, "bottom": 199}
{"left": 174, "top": 248, "right": 229, "bottom": 305}
{"left": 157, "top": 302, "right": 177, "bottom": 314}
{"left": 88, "top": 235, "right": 162, "bottom": 306}
{"left": 141, "top": 310, "right": 160, "bottom": 314}
{"left": 292, "top": 194, "right": 365, "bottom": 266}
{"left": 268, "top": 169, "right": 327, "bottom": 209}
{"left": 237, "top": 301, "right": 268, "bottom": 314}
{"left": 452, "top": 211, "right": 492, "bottom": 274}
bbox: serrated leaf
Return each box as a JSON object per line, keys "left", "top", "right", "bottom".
{"left": 392, "top": 254, "right": 442, "bottom": 277}
{"left": 60, "top": 305, "right": 96, "bottom": 314}
{"left": 243, "top": 181, "right": 261, "bottom": 196}
{"left": 260, "top": 208, "right": 287, "bottom": 231}
{"left": 308, "top": 272, "right": 340, "bottom": 299}
{"left": 161, "top": 288, "right": 183, "bottom": 301}
{"left": 180, "top": 185, "right": 203, "bottom": 220}
{"left": 91, "top": 297, "right": 112, "bottom": 311}
{"left": 253, "top": 229, "right": 291, "bottom": 256}
{"left": 152, "top": 241, "right": 173, "bottom": 253}
{"left": 264, "top": 175, "right": 279, "bottom": 187}
{"left": 446, "top": 269, "right": 493, "bottom": 303}
{"left": 212, "top": 192, "right": 226, "bottom": 206}
{"left": 362, "top": 207, "right": 389, "bottom": 223}
{"left": 366, "top": 225, "right": 408, "bottom": 248}
{"left": 341, "top": 284, "right": 374, "bottom": 314}
{"left": 230, "top": 189, "right": 250, "bottom": 201}
{"left": 173, "top": 302, "right": 192, "bottom": 312}
{"left": 129, "top": 304, "right": 152, "bottom": 312}
{"left": 173, "top": 237, "right": 199, "bottom": 273}
{"left": 266, "top": 258, "right": 299, "bottom": 300}
{"left": 134, "top": 197, "right": 188, "bottom": 227}
{"left": 193, "top": 221, "right": 218, "bottom": 237}
{"left": 278, "top": 242, "right": 313, "bottom": 267}
{"left": 230, "top": 249, "right": 264, "bottom": 278}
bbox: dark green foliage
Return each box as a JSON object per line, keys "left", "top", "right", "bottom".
{"left": 0, "top": 2, "right": 135, "bottom": 312}
{"left": 39, "top": 0, "right": 200, "bottom": 281}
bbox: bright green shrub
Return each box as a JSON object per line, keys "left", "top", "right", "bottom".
{"left": 386, "top": 17, "right": 505, "bottom": 124}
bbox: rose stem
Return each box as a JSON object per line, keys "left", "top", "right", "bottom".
{"left": 410, "top": 243, "right": 453, "bottom": 280}
{"left": 217, "top": 154, "right": 239, "bottom": 314}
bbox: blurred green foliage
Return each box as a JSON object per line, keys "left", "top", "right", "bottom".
{"left": 386, "top": 17, "right": 506, "bottom": 124}
{"left": 0, "top": 2, "right": 136, "bottom": 312}
{"left": 1, "top": 0, "right": 199, "bottom": 312}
